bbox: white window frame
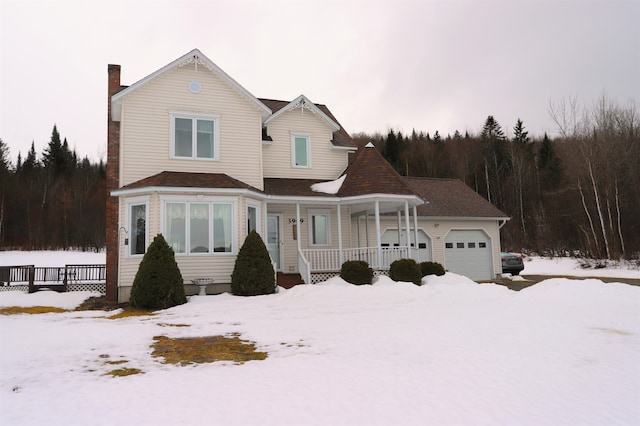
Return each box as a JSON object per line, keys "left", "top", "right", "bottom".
{"left": 126, "top": 199, "right": 149, "bottom": 257}
{"left": 291, "top": 133, "right": 311, "bottom": 168}
{"left": 161, "top": 198, "right": 236, "bottom": 256}
{"left": 308, "top": 209, "right": 331, "bottom": 246}
{"left": 246, "top": 202, "right": 261, "bottom": 236}
{"left": 170, "top": 112, "right": 220, "bottom": 160}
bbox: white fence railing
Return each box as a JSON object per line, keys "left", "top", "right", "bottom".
{"left": 301, "top": 246, "right": 412, "bottom": 271}
{"left": 297, "top": 249, "right": 311, "bottom": 285}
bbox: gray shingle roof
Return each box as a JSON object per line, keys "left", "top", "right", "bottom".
{"left": 405, "top": 177, "right": 508, "bottom": 218}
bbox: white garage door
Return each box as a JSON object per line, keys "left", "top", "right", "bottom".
{"left": 444, "top": 230, "right": 493, "bottom": 281}
{"left": 381, "top": 228, "right": 432, "bottom": 263}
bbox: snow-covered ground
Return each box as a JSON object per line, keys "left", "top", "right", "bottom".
{"left": 1, "top": 251, "right": 639, "bottom": 425}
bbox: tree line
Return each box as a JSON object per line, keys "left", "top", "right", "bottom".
{"left": 0, "top": 125, "right": 106, "bottom": 251}
{"left": 353, "top": 95, "right": 639, "bottom": 260}
{"left": 1, "top": 95, "right": 637, "bottom": 260}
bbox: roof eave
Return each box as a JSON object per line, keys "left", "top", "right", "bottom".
{"left": 111, "top": 186, "right": 266, "bottom": 198}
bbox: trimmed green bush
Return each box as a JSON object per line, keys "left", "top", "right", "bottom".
{"left": 130, "top": 234, "right": 187, "bottom": 310}
{"left": 420, "top": 261, "right": 446, "bottom": 277}
{"left": 340, "top": 260, "right": 373, "bottom": 285}
{"left": 389, "top": 258, "right": 422, "bottom": 285}
{"left": 231, "top": 230, "right": 276, "bottom": 296}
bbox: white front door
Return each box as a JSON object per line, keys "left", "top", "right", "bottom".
{"left": 267, "top": 214, "right": 282, "bottom": 271}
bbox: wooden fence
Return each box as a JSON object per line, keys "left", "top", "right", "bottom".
{"left": 0, "top": 264, "right": 106, "bottom": 294}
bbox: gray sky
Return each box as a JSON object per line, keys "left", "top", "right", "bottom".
{"left": 1, "top": 0, "right": 638, "bottom": 163}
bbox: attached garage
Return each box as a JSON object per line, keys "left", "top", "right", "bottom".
{"left": 381, "top": 228, "right": 432, "bottom": 263}
{"left": 444, "top": 230, "right": 493, "bottom": 281}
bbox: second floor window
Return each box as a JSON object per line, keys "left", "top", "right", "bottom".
{"left": 172, "top": 114, "right": 218, "bottom": 160}
{"left": 292, "top": 134, "right": 310, "bottom": 167}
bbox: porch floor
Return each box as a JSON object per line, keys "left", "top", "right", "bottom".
{"left": 276, "top": 273, "right": 305, "bottom": 289}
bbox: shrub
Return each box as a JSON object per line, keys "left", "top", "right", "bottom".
{"left": 130, "top": 234, "right": 187, "bottom": 310}
{"left": 420, "top": 261, "right": 446, "bottom": 277}
{"left": 231, "top": 230, "right": 276, "bottom": 296}
{"left": 389, "top": 258, "right": 422, "bottom": 285}
{"left": 340, "top": 260, "right": 373, "bottom": 285}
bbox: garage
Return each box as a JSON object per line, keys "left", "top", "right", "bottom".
{"left": 381, "top": 228, "right": 432, "bottom": 263}
{"left": 444, "top": 229, "right": 493, "bottom": 281}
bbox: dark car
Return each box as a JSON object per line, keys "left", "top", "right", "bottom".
{"left": 501, "top": 252, "right": 524, "bottom": 275}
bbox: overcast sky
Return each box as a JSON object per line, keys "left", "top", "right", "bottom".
{"left": 1, "top": 0, "right": 638, "bottom": 163}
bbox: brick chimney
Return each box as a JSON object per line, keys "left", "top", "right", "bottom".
{"left": 105, "top": 64, "right": 121, "bottom": 302}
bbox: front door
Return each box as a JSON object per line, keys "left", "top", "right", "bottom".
{"left": 267, "top": 214, "right": 282, "bottom": 271}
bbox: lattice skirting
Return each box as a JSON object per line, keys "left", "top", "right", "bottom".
{"left": 311, "top": 270, "right": 389, "bottom": 284}
{"left": 0, "top": 283, "right": 105, "bottom": 294}
{"left": 0, "top": 285, "right": 28, "bottom": 292}
{"left": 310, "top": 272, "right": 339, "bottom": 284}
{"left": 67, "top": 283, "right": 106, "bottom": 294}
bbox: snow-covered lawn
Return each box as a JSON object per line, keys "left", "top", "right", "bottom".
{"left": 1, "top": 251, "right": 639, "bottom": 425}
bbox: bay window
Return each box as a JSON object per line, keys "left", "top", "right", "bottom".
{"left": 164, "top": 201, "right": 234, "bottom": 255}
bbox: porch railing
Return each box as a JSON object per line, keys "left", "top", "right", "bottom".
{"left": 0, "top": 264, "right": 106, "bottom": 293}
{"left": 297, "top": 249, "right": 311, "bottom": 285}
{"left": 302, "top": 246, "right": 412, "bottom": 272}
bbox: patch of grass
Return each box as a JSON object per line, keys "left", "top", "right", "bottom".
{"left": 157, "top": 323, "right": 191, "bottom": 327}
{"left": 108, "top": 307, "right": 155, "bottom": 320}
{"left": 0, "top": 306, "right": 69, "bottom": 315}
{"left": 75, "top": 296, "right": 128, "bottom": 311}
{"left": 151, "top": 334, "right": 267, "bottom": 366}
{"left": 104, "top": 367, "right": 144, "bottom": 377}
{"left": 104, "top": 359, "right": 129, "bottom": 365}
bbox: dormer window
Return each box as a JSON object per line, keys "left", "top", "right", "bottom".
{"left": 292, "top": 133, "right": 310, "bottom": 168}
{"left": 171, "top": 112, "right": 219, "bottom": 160}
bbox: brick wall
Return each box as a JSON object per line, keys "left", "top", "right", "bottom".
{"left": 106, "top": 64, "right": 121, "bottom": 302}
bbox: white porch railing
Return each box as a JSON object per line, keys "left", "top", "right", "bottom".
{"left": 302, "top": 246, "right": 412, "bottom": 272}
{"left": 297, "top": 249, "right": 311, "bottom": 285}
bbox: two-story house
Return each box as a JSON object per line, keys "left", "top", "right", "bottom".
{"left": 106, "top": 49, "right": 508, "bottom": 303}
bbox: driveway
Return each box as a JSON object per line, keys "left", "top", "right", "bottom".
{"left": 489, "top": 275, "right": 640, "bottom": 291}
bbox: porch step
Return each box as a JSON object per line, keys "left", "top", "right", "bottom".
{"left": 277, "top": 273, "right": 305, "bottom": 289}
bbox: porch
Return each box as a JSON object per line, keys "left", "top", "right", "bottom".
{"left": 296, "top": 245, "right": 416, "bottom": 285}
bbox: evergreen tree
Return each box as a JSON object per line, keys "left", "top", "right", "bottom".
{"left": 513, "top": 119, "right": 530, "bottom": 144}
{"left": 538, "top": 133, "right": 563, "bottom": 190}
{"left": 130, "top": 234, "right": 187, "bottom": 309}
{"left": 383, "top": 129, "right": 401, "bottom": 172}
{"left": 231, "top": 230, "right": 276, "bottom": 296}
{"left": 43, "top": 125, "right": 74, "bottom": 176}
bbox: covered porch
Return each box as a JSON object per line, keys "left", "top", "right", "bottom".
{"left": 267, "top": 196, "right": 424, "bottom": 285}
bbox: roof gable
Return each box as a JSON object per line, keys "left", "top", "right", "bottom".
{"left": 338, "top": 144, "right": 417, "bottom": 197}
{"left": 263, "top": 94, "right": 340, "bottom": 132}
{"left": 111, "top": 49, "right": 271, "bottom": 121}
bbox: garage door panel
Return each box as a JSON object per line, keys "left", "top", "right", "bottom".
{"left": 444, "top": 230, "right": 492, "bottom": 281}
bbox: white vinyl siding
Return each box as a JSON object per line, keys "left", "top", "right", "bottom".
{"left": 119, "top": 62, "right": 264, "bottom": 189}
{"left": 262, "top": 108, "right": 349, "bottom": 179}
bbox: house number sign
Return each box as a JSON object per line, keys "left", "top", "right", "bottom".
{"left": 288, "top": 218, "right": 304, "bottom": 224}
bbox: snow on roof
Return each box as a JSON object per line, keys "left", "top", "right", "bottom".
{"left": 311, "top": 174, "right": 346, "bottom": 195}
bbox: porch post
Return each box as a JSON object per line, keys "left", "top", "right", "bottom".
{"left": 296, "top": 203, "right": 301, "bottom": 253}
{"left": 405, "top": 201, "right": 411, "bottom": 258}
{"left": 396, "top": 211, "right": 401, "bottom": 246}
{"left": 413, "top": 206, "right": 419, "bottom": 257}
{"left": 365, "top": 213, "right": 370, "bottom": 247}
{"left": 337, "top": 204, "right": 343, "bottom": 265}
{"left": 375, "top": 200, "right": 382, "bottom": 268}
